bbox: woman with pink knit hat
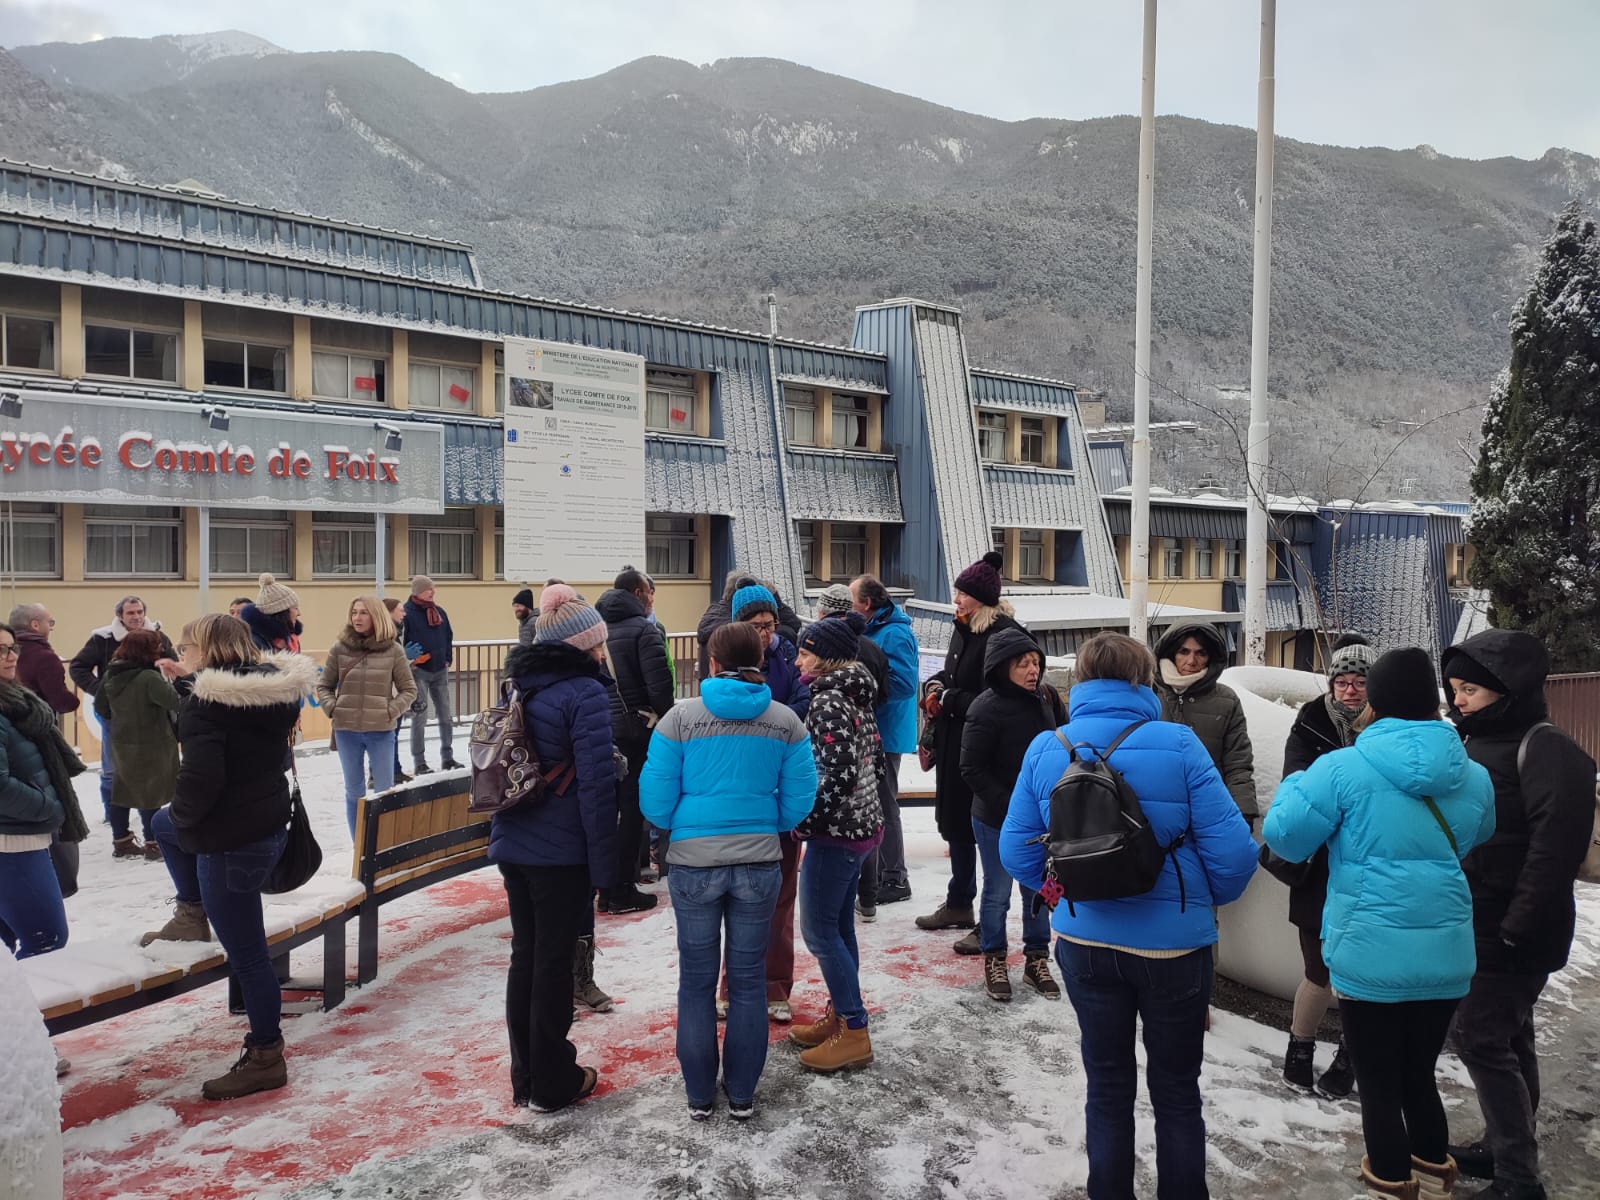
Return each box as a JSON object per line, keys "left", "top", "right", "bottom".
{"left": 491, "top": 594, "right": 619, "bottom": 1112}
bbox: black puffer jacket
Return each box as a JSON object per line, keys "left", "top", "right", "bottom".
{"left": 1444, "top": 629, "right": 1597, "bottom": 975}
{"left": 1270, "top": 694, "right": 1353, "bottom": 930}
{"left": 925, "top": 603, "right": 1027, "bottom": 843}
{"left": 960, "top": 626, "right": 1066, "bottom": 830}
{"left": 1153, "top": 622, "right": 1257, "bottom": 819}
{"left": 170, "top": 653, "right": 317, "bottom": 855}
{"left": 595, "top": 588, "right": 676, "bottom": 739}
{"left": 796, "top": 661, "right": 884, "bottom": 841}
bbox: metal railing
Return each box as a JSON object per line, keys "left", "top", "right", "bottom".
{"left": 1546, "top": 672, "right": 1600, "bottom": 764}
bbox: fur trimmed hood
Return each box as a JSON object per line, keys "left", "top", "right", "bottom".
{"left": 190, "top": 652, "right": 318, "bottom": 708}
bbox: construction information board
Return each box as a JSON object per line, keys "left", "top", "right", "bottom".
{"left": 500, "top": 337, "right": 646, "bottom": 581}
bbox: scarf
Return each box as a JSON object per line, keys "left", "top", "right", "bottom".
{"left": 1159, "top": 658, "right": 1203, "bottom": 693}
{"left": 1324, "top": 692, "right": 1361, "bottom": 748}
{"left": 0, "top": 679, "right": 90, "bottom": 843}
{"left": 412, "top": 597, "right": 444, "bottom": 628}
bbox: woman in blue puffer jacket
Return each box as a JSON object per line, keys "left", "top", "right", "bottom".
{"left": 490, "top": 598, "right": 619, "bottom": 1115}
{"left": 1000, "top": 632, "right": 1258, "bottom": 1200}
{"left": 1265, "top": 647, "right": 1495, "bottom": 1199}
{"left": 640, "top": 621, "right": 817, "bottom": 1121}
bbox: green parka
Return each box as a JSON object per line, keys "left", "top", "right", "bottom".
{"left": 1152, "top": 622, "right": 1257, "bottom": 820}
{"left": 93, "top": 660, "right": 180, "bottom": 811}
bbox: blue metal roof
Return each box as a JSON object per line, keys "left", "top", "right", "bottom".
{"left": 1104, "top": 497, "right": 1249, "bottom": 542}
{"left": 984, "top": 466, "right": 1085, "bottom": 527}
{"left": 774, "top": 344, "right": 888, "bottom": 394}
{"left": 645, "top": 437, "right": 735, "bottom": 516}
{"left": 1089, "top": 440, "right": 1131, "bottom": 493}
{"left": 969, "top": 369, "right": 1079, "bottom": 411}
{"left": 785, "top": 450, "right": 903, "bottom": 523}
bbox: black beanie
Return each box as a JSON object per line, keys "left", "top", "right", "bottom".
{"left": 512, "top": 588, "right": 535, "bottom": 609}
{"left": 797, "top": 618, "right": 859, "bottom": 663}
{"left": 954, "top": 551, "right": 1004, "bottom": 608}
{"left": 1366, "top": 648, "right": 1442, "bottom": 721}
{"left": 1440, "top": 648, "right": 1508, "bottom": 695}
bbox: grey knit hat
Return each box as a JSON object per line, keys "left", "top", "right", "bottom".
{"left": 1327, "top": 641, "right": 1379, "bottom": 679}
{"left": 817, "top": 584, "right": 855, "bottom": 616}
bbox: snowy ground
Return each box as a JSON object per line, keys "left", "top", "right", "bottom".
{"left": 43, "top": 722, "right": 1600, "bottom": 1200}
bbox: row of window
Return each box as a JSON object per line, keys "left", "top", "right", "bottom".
{"left": 782, "top": 387, "right": 873, "bottom": 451}
{"left": 992, "top": 527, "right": 1052, "bottom": 581}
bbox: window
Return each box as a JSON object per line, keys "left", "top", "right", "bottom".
{"left": 84, "top": 324, "right": 178, "bottom": 382}
{"left": 203, "top": 339, "right": 287, "bottom": 393}
{"left": 409, "top": 508, "right": 478, "bottom": 578}
{"left": 493, "top": 348, "right": 505, "bottom": 415}
{"left": 210, "top": 509, "right": 291, "bottom": 577}
{"left": 313, "top": 513, "right": 378, "bottom": 578}
{"left": 312, "top": 350, "right": 385, "bottom": 403}
{"left": 1018, "top": 530, "right": 1046, "bottom": 580}
{"left": 494, "top": 509, "right": 505, "bottom": 580}
{"left": 830, "top": 523, "right": 868, "bottom": 581}
{"left": 0, "top": 503, "right": 60, "bottom": 577}
{"left": 409, "top": 361, "right": 476, "bottom": 412}
{"left": 1, "top": 314, "right": 54, "bottom": 371}
{"left": 1224, "top": 542, "right": 1243, "bottom": 578}
{"left": 1162, "top": 538, "right": 1185, "bottom": 579}
{"left": 1019, "top": 417, "right": 1046, "bottom": 466}
{"left": 84, "top": 505, "right": 181, "bottom": 577}
{"left": 796, "top": 521, "right": 819, "bottom": 585}
{"left": 1195, "top": 541, "right": 1216, "bottom": 579}
{"left": 992, "top": 527, "right": 1007, "bottom": 564}
{"left": 645, "top": 515, "right": 696, "bottom": 579}
{"left": 646, "top": 369, "right": 698, "bottom": 435}
{"left": 784, "top": 387, "right": 816, "bottom": 447}
{"left": 832, "top": 393, "right": 869, "bottom": 450}
{"left": 977, "top": 411, "right": 1008, "bottom": 462}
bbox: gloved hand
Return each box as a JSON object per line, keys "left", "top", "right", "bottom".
{"left": 404, "top": 641, "right": 425, "bottom": 662}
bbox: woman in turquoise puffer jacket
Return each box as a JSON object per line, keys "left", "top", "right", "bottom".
{"left": 1265, "top": 647, "right": 1495, "bottom": 1199}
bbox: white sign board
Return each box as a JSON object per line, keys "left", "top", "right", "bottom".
{"left": 500, "top": 337, "right": 646, "bottom": 581}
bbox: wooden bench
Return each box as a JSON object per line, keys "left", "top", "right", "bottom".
{"left": 352, "top": 773, "right": 489, "bottom": 985}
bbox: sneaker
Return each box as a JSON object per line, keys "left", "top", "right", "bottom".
{"left": 1022, "top": 950, "right": 1061, "bottom": 999}
{"left": 1316, "top": 1037, "right": 1355, "bottom": 1099}
{"left": 768, "top": 1000, "right": 792, "bottom": 1023}
{"left": 688, "top": 1102, "right": 713, "bottom": 1122}
{"left": 983, "top": 953, "right": 1012, "bottom": 1002}
{"left": 715, "top": 999, "right": 729, "bottom": 1022}
{"left": 727, "top": 1099, "right": 755, "bottom": 1122}
{"left": 394, "top": 768, "right": 412, "bottom": 784}
{"left": 440, "top": 757, "right": 465, "bottom": 771}
{"left": 876, "top": 881, "right": 912, "bottom": 904}
{"left": 855, "top": 897, "right": 877, "bottom": 923}
{"left": 413, "top": 762, "right": 433, "bottom": 776}
{"left": 1283, "top": 1035, "right": 1316, "bottom": 1090}
{"left": 914, "top": 904, "right": 976, "bottom": 931}
{"left": 952, "top": 930, "right": 982, "bottom": 955}
{"left": 1447, "top": 1141, "right": 1495, "bottom": 1181}
{"left": 602, "top": 885, "right": 659, "bottom": 915}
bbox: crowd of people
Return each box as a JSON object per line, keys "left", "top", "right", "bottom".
{"left": 1, "top": 554, "right": 1594, "bottom": 1200}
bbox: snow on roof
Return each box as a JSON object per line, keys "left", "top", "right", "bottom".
{"left": 714, "top": 364, "right": 802, "bottom": 603}
{"left": 912, "top": 306, "right": 992, "bottom": 580}
{"left": 913, "top": 591, "right": 1236, "bottom": 631}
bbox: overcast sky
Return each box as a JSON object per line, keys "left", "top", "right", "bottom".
{"left": 3, "top": 0, "right": 1596, "bottom": 161}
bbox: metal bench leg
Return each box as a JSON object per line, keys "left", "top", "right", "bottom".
{"left": 357, "top": 903, "right": 379, "bottom": 986}
{"left": 321, "top": 916, "right": 347, "bottom": 1010}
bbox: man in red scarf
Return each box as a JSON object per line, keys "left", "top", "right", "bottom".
{"left": 403, "top": 576, "right": 460, "bottom": 773}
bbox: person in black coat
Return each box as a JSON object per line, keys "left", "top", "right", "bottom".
{"left": 814, "top": 586, "right": 888, "bottom": 708}
{"left": 915, "top": 551, "right": 1025, "bottom": 942}
{"left": 1442, "top": 629, "right": 1596, "bottom": 1195}
{"left": 959, "top": 625, "right": 1063, "bottom": 1000}
{"left": 142, "top": 613, "right": 317, "bottom": 1102}
{"left": 1266, "top": 633, "right": 1376, "bottom": 1097}
{"left": 595, "top": 567, "right": 675, "bottom": 912}
{"left": 694, "top": 571, "right": 803, "bottom": 681}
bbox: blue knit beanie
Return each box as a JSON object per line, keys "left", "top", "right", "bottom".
{"left": 798, "top": 618, "right": 859, "bottom": 663}
{"left": 732, "top": 584, "right": 778, "bottom": 624}
{"left": 534, "top": 598, "right": 608, "bottom": 652}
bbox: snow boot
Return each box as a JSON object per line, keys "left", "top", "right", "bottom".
{"left": 1284, "top": 1034, "right": 1316, "bottom": 1090}
{"left": 1361, "top": 1157, "right": 1422, "bottom": 1199}
{"left": 1317, "top": 1036, "right": 1356, "bottom": 1098}
{"left": 140, "top": 900, "right": 211, "bottom": 947}
{"left": 142, "top": 837, "right": 164, "bottom": 861}
{"left": 1023, "top": 949, "right": 1062, "bottom": 999}
{"left": 1446, "top": 1142, "right": 1494, "bottom": 1181}
{"left": 789, "top": 1004, "right": 838, "bottom": 1049}
{"left": 1411, "top": 1154, "right": 1458, "bottom": 1199}
{"left": 798, "top": 1023, "right": 873, "bottom": 1073}
{"left": 112, "top": 834, "right": 144, "bottom": 859}
{"left": 572, "top": 935, "right": 613, "bottom": 1013}
{"left": 952, "top": 930, "right": 982, "bottom": 955}
{"left": 914, "top": 903, "right": 975, "bottom": 930}
{"left": 202, "top": 1037, "right": 287, "bottom": 1100}
{"left": 984, "top": 952, "right": 1012, "bottom": 1002}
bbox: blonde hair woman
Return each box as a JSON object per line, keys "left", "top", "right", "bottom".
{"left": 316, "top": 596, "right": 417, "bottom": 836}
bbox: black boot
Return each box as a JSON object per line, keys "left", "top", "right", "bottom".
{"left": 601, "top": 884, "right": 658, "bottom": 915}
{"left": 1316, "top": 1036, "right": 1355, "bottom": 1098}
{"left": 1283, "top": 1034, "right": 1315, "bottom": 1090}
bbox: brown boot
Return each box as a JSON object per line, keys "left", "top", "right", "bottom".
{"left": 1023, "top": 949, "right": 1062, "bottom": 999}
{"left": 112, "top": 834, "right": 144, "bottom": 859}
{"left": 983, "top": 952, "right": 1012, "bottom": 1002}
{"left": 914, "top": 904, "right": 975, "bottom": 930}
{"left": 142, "top": 837, "right": 164, "bottom": 861}
{"left": 798, "top": 1022, "right": 873, "bottom": 1073}
{"left": 1360, "top": 1156, "right": 1421, "bottom": 1199}
{"left": 1410, "top": 1155, "right": 1457, "bottom": 1199}
{"left": 202, "top": 1037, "right": 287, "bottom": 1100}
{"left": 572, "top": 935, "right": 613, "bottom": 1013}
{"left": 788, "top": 1004, "right": 838, "bottom": 1048}
{"left": 140, "top": 900, "right": 211, "bottom": 947}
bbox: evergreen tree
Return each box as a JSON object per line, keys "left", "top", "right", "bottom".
{"left": 1469, "top": 202, "right": 1600, "bottom": 671}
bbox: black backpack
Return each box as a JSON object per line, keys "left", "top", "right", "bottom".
{"left": 1032, "top": 721, "right": 1188, "bottom": 916}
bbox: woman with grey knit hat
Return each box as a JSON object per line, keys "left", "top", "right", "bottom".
{"left": 1267, "top": 632, "right": 1379, "bottom": 1099}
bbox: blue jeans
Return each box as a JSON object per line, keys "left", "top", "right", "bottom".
{"left": 99, "top": 714, "right": 114, "bottom": 821}
{"left": 798, "top": 841, "right": 871, "bottom": 1028}
{"left": 0, "top": 848, "right": 69, "bottom": 957}
{"left": 669, "top": 861, "right": 782, "bottom": 1107}
{"left": 151, "top": 807, "right": 287, "bottom": 1046}
{"left": 973, "top": 818, "right": 1050, "bottom": 955}
{"left": 1056, "top": 941, "right": 1213, "bottom": 1200}
{"left": 335, "top": 729, "right": 396, "bottom": 836}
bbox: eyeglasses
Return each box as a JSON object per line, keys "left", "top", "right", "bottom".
{"left": 746, "top": 619, "right": 777, "bottom": 633}
{"left": 0, "top": 645, "right": 19, "bottom": 658}
{"left": 1332, "top": 679, "right": 1367, "bottom": 693}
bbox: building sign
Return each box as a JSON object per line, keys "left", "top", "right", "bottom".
{"left": 501, "top": 337, "right": 646, "bottom": 580}
{"left": 0, "top": 390, "right": 445, "bottom": 513}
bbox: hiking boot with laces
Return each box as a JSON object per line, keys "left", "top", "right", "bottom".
{"left": 140, "top": 900, "right": 211, "bottom": 947}
{"left": 1022, "top": 949, "right": 1061, "bottom": 999}
{"left": 798, "top": 1023, "right": 874, "bottom": 1073}
{"left": 112, "top": 835, "right": 145, "bottom": 859}
{"left": 1317, "top": 1036, "right": 1356, "bottom": 1098}
{"left": 142, "top": 838, "right": 164, "bottom": 861}
{"left": 1284, "top": 1034, "right": 1316, "bottom": 1090}
{"left": 572, "top": 935, "right": 614, "bottom": 1013}
{"left": 914, "top": 903, "right": 975, "bottom": 930}
{"left": 952, "top": 930, "right": 982, "bottom": 955}
{"left": 789, "top": 1004, "right": 838, "bottom": 1048}
{"left": 984, "top": 952, "right": 1012, "bottom": 1002}
{"left": 202, "top": 1037, "right": 286, "bottom": 1101}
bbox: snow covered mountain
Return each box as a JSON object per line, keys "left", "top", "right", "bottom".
{"left": 8, "top": 30, "right": 285, "bottom": 95}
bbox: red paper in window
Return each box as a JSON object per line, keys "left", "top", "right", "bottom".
{"left": 670, "top": 408, "right": 688, "bottom": 423}
{"left": 448, "top": 383, "right": 471, "bottom": 403}
{"left": 353, "top": 375, "right": 377, "bottom": 392}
